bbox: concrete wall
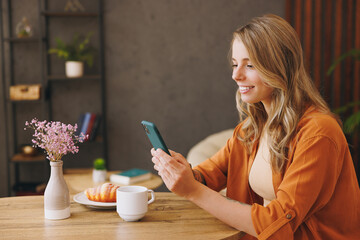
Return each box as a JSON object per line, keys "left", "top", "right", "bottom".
{"left": 104, "top": 0, "right": 285, "bottom": 192}
{"left": 0, "top": 0, "right": 285, "bottom": 196}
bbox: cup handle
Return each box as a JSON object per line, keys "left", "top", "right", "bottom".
{"left": 147, "top": 189, "right": 155, "bottom": 204}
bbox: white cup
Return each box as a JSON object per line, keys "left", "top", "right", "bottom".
{"left": 116, "top": 186, "right": 155, "bottom": 221}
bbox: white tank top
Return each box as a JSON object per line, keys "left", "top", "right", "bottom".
{"left": 249, "top": 133, "right": 276, "bottom": 206}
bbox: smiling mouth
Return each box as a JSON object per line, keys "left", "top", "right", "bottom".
{"left": 239, "top": 86, "right": 255, "bottom": 93}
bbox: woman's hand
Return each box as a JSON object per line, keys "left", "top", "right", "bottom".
{"left": 151, "top": 148, "right": 201, "bottom": 198}
{"left": 152, "top": 148, "right": 256, "bottom": 236}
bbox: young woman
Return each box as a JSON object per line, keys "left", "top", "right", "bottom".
{"left": 151, "top": 14, "right": 360, "bottom": 239}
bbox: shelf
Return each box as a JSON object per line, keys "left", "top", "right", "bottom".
{"left": 13, "top": 182, "right": 46, "bottom": 196}
{"left": 11, "top": 153, "right": 47, "bottom": 163}
{"left": 47, "top": 75, "right": 101, "bottom": 82}
{"left": 3, "top": 37, "right": 41, "bottom": 43}
{"left": 41, "top": 11, "right": 98, "bottom": 17}
{"left": 9, "top": 99, "right": 42, "bottom": 103}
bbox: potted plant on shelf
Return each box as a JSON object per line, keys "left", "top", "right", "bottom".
{"left": 48, "top": 32, "right": 96, "bottom": 78}
{"left": 93, "top": 158, "right": 107, "bottom": 183}
{"left": 16, "top": 17, "right": 33, "bottom": 38}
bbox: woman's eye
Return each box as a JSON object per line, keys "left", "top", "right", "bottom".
{"left": 247, "top": 64, "right": 254, "bottom": 68}
{"left": 232, "top": 64, "right": 238, "bottom": 68}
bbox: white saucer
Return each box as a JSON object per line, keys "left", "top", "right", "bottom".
{"left": 73, "top": 192, "right": 116, "bottom": 209}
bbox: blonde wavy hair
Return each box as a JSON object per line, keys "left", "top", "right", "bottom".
{"left": 232, "top": 14, "right": 331, "bottom": 172}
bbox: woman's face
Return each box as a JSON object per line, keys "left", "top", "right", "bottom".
{"left": 231, "top": 39, "right": 274, "bottom": 112}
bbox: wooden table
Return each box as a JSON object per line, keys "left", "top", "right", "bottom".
{"left": 0, "top": 193, "right": 243, "bottom": 240}
{"left": 63, "top": 168, "right": 163, "bottom": 194}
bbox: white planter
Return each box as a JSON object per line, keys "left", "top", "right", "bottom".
{"left": 65, "top": 61, "right": 84, "bottom": 78}
{"left": 93, "top": 169, "right": 107, "bottom": 183}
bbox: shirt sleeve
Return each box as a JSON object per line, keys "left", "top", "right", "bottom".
{"left": 193, "top": 141, "right": 230, "bottom": 191}
{"left": 251, "top": 135, "right": 343, "bottom": 239}
{"left": 193, "top": 125, "right": 242, "bottom": 192}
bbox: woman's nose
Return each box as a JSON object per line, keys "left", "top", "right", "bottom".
{"left": 232, "top": 66, "right": 244, "bottom": 81}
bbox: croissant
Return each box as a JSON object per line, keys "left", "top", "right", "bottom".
{"left": 84, "top": 183, "right": 119, "bottom": 202}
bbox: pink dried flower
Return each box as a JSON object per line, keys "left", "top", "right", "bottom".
{"left": 24, "top": 118, "right": 88, "bottom": 162}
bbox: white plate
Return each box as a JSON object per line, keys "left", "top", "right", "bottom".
{"left": 73, "top": 192, "right": 116, "bottom": 209}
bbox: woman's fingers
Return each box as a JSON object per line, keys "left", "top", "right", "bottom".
{"left": 153, "top": 149, "right": 179, "bottom": 169}
{"left": 152, "top": 148, "right": 186, "bottom": 165}
{"left": 153, "top": 164, "right": 159, "bottom": 171}
{"left": 169, "top": 150, "right": 189, "bottom": 165}
{"left": 152, "top": 150, "right": 175, "bottom": 176}
{"left": 150, "top": 148, "right": 199, "bottom": 196}
{"left": 150, "top": 148, "right": 156, "bottom": 156}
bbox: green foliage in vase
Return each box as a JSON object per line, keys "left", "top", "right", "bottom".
{"left": 48, "top": 32, "right": 96, "bottom": 67}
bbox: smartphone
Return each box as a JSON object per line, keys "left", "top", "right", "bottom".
{"left": 141, "top": 120, "right": 170, "bottom": 155}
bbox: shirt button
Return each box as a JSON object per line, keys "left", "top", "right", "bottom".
{"left": 286, "top": 214, "right": 292, "bottom": 219}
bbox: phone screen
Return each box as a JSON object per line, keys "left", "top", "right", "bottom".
{"left": 141, "top": 120, "right": 170, "bottom": 155}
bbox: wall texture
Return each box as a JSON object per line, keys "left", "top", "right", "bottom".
{"left": 104, "top": 0, "right": 285, "bottom": 191}
{"left": 0, "top": 0, "right": 285, "bottom": 196}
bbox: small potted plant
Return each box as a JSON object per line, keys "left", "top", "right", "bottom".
{"left": 48, "top": 32, "right": 96, "bottom": 78}
{"left": 16, "top": 17, "right": 33, "bottom": 38}
{"left": 93, "top": 158, "right": 107, "bottom": 183}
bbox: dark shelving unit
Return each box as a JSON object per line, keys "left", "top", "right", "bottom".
{"left": 4, "top": 37, "right": 41, "bottom": 42}
{"left": 41, "top": 11, "right": 99, "bottom": 17}
{"left": 47, "top": 75, "right": 101, "bottom": 81}
{"left": 41, "top": 0, "right": 107, "bottom": 171}
{"left": 0, "top": 0, "right": 106, "bottom": 196}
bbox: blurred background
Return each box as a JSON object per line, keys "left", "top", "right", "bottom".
{"left": 0, "top": 0, "right": 358, "bottom": 196}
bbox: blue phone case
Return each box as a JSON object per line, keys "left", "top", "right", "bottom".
{"left": 141, "top": 120, "right": 170, "bottom": 155}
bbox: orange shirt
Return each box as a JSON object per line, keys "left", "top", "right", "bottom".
{"left": 194, "top": 107, "right": 360, "bottom": 239}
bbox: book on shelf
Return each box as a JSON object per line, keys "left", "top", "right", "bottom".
{"left": 89, "top": 115, "right": 101, "bottom": 141}
{"left": 80, "top": 112, "right": 92, "bottom": 136}
{"left": 75, "top": 112, "right": 101, "bottom": 141}
{"left": 85, "top": 113, "right": 97, "bottom": 136}
{"left": 75, "top": 114, "right": 85, "bottom": 136}
{"left": 110, "top": 168, "right": 152, "bottom": 185}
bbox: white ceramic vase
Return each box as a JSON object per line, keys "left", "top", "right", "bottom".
{"left": 44, "top": 160, "right": 70, "bottom": 220}
{"left": 65, "top": 61, "right": 84, "bottom": 78}
{"left": 92, "top": 169, "right": 107, "bottom": 183}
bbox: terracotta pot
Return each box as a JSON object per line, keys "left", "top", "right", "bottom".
{"left": 44, "top": 160, "right": 70, "bottom": 220}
